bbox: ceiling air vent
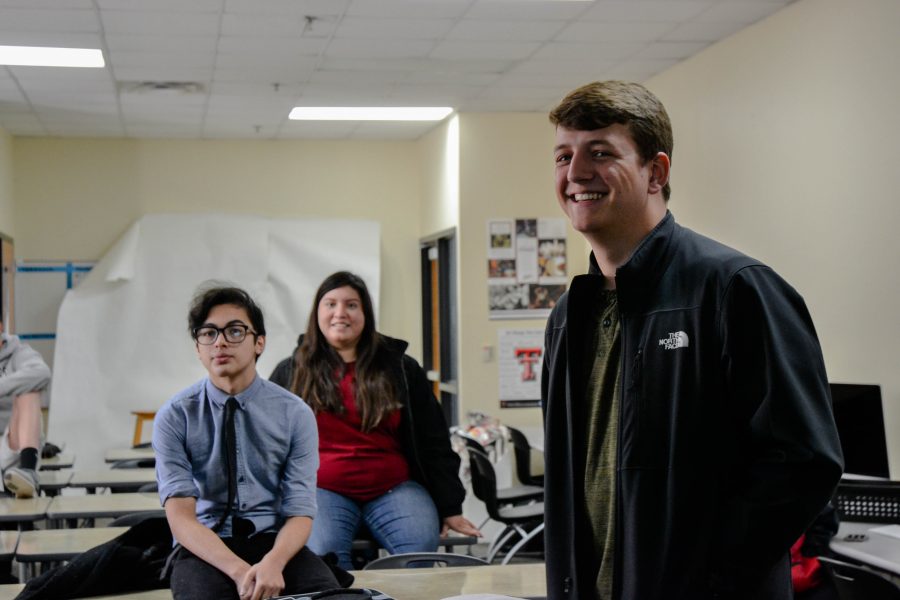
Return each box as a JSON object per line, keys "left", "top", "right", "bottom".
{"left": 118, "top": 81, "right": 205, "bottom": 94}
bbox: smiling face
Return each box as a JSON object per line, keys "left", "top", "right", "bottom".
{"left": 317, "top": 285, "right": 365, "bottom": 361}
{"left": 195, "top": 303, "right": 264, "bottom": 394}
{"left": 554, "top": 123, "right": 669, "bottom": 252}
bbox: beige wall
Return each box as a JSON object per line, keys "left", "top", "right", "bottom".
{"left": 12, "top": 137, "right": 425, "bottom": 359}
{"left": 418, "top": 116, "right": 460, "bottom": 236}
{"left": 647, "top": 0, "right": 900, "bottom": 473}
{"left": 0, "top": 127, "right": 13, "bottom": 238}
{"left": 457, "top": 112, "right": 589, "bottom": 429}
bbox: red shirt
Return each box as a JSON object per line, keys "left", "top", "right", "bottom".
{"left": 316, "top": 362, "right": 410, "bottom": 502}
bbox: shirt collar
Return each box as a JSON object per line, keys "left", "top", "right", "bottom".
{"left": 204, "top": 374, "right": 261, "bottom": 410}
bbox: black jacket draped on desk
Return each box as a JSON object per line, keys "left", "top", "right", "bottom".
{"left": 541, "top": 212, "right": 844, "bottom": 600}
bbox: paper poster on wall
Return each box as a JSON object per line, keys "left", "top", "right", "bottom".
{"left": 488, "top": 217, "right": 567, "bottom": 319}
{"left": 499, "top": 328, "right": 544, "bottom": 408}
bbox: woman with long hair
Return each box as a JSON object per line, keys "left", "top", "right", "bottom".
{"left": 270, "top": 271, "right": 480, "bottom": 570}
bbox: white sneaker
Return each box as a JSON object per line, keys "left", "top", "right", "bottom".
{"left": 4, "top": 467, "right": 40, "bottom": 498}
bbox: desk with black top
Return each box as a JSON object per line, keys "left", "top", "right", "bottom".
{"left": 69, "top": 468, "right": 157, "bottom": 493}
{"left": 0, "top": 497, "right": 50, "bottom": 530}
{"left": 45, "top": 492, "right": 162, "bottom": 528}
{"left": 104, "top": 447, "right": 156, "bottom": 464}
{"left": 15, "top": 526, "right": 129, "bottom": 580}
{"left": 38, "top": 453, "right": 75, "bottom": 471}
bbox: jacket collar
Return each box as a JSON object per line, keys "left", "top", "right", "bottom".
{"left": 586, "top": 210, "right": 678, "bottom": 311}
{"left": 295, "top": 333, "right": 409, "bottom": 356}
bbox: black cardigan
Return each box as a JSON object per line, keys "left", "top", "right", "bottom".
{"left": 270, "top": 335, "right": 465, "bottom": 519}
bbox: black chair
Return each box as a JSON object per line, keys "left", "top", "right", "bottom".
{"left": 362, "top": 551, "right": 488, "bottom": 570}
{"left": 818, "top": 556, "right": 900, "bottom": 599}
{"left": 455, "top": 433, "right": 542, "bottom": 505}
{"left": 506, "top": 426, "right": 544, "bottom": 487}
{"left": 467, "top": 449, "right": 544, "bottom": 565}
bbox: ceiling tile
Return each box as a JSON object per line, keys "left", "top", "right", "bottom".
{"left": 224, "top": 0, "right": 351, "bottom": 17}
{"left": 579, "top": 1, "right": 714, "bottom": 22}
{"left": 633, "top": 40, "right": 710, "bottom": 60}
{"left": 661, "top": 19, "right": 746, "bottom": 42}
{"left": 97, "top": 0, "right": 223, "bottom": 10}
{"left": 0, "top": 8, "right": 99, "bottom": 32}
{"left": 101, "top": 10, "right": 221, "bottom": 35}
{"left": 0, "top": 31, "right": 103, "bottom": 47}
{"left": 556, "top": 20, "right": 676, "bottom": 42}
{"left": 533, "top": 41, "right": 645, "bottom": 61}
{"left": 696, "top": 1, "right": 788, "bottom": 23}
{"left": 446, "top": 19, "right": 566, "bottom": 42}
{"left": 345, "top": 0, "right": 471, "bottom": 19}
{"left": 325, "top": 38, "right": 435, "bottom": 60}
{"left": 430, "top": 40, "right": 540, "bottom": 61}
{"left": 335, "top": 16, "right": 456, "bottom": 40}
{"left": 462, "top": 1, "right": 589, "bottom": 21}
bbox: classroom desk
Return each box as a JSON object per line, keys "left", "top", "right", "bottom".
{"left": 15, "top": 526, "right": 129, "bottom": 581}
{"left": 39, "top": 453, "right": 75, "bottom": 471}
{"left": 0, "top": 563, "right": 546, "bottom": 600}
{"left": 352, "top": 562, "right": 546, "bottom": 599}
{"left": 16, "top": 526, "right": 128, "bottom": 562}
{"left": 0, "top": 586, "right": 168, "bottom": 600}
{"left": 0, "top": 530, "right": 18, "bottom": 560}
{"left": 831, "top": 521, "right": 900, "bottom": 576}
{"left": 45, "top": 492, "right": 162, "bottom": 528}
{"left": 38, "top": 470, "right": 73, "bottom": 495}
{"left": 105, "top": 447, "right": 156, "bottom": 464}
{"left": 69, "top": 468, "right": 156, "bottom": 493}
{"left": 0, "top": 497, "right": 51, "bottom": 529}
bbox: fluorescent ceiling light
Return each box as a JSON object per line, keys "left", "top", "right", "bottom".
{"left": 0, "top": 45, "right": 105, "bottom": 68}
{"left": 289, "top": 107, "right": 453, "bottom": 121}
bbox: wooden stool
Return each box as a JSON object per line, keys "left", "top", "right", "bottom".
{"left": 131, "top": 411, "right": 156, "bottom": 447}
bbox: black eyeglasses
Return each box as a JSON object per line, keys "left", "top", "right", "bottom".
{"left": 193, "top": 324, "right": 256, "bottom": 345}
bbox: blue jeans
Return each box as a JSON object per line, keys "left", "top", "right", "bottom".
{"left": 308, "top": 480, "right": 440, "bottom": 570}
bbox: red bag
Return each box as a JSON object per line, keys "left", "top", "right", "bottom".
{"left": 791, "top": 534, "right": 822, "bottom": 593}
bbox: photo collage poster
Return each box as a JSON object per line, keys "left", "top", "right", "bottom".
{"left": 487, "top": 217, "right": 567, "bottom": 319}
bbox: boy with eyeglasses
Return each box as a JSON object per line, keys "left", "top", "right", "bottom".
{"left": 153, "top": 285, "right": 340, "bottom": 600}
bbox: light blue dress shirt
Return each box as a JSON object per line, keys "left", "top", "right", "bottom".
{"left": 153, "top": 375, "right": 318, "bottom": 538}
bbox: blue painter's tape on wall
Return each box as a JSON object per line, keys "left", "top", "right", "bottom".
{"left": 17, "top": 333, "right": 56, "bottom": 340}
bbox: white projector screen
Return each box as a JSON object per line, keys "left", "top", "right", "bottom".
{"left": 48, "top": 213, "right": 380, "bottom": 469}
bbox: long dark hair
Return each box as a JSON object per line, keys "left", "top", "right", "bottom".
{"left": 290, "top": 271, "right": 400, "bottom": 431}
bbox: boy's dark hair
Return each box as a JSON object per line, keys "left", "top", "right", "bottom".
{"left": 549, "top": 80, "right": 674, "bottom": 201}
{"left": 187, "top": 284, "right": 266, "bottom": 338}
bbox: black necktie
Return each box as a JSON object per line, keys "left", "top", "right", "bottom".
{"left": 214, "top": 397, "right": 239, "bottom": 532}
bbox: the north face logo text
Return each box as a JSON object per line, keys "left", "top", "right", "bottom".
{"left": 659, "top": 331, "right": 689, "bottom": 350}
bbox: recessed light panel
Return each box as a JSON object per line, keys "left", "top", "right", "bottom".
{"left": 0, "top": 45, "right": 105, "bottom": 68}
{"left": 289, "top": 107, "right": 454, "bottom": 121}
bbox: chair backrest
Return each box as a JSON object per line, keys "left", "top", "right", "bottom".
{"left": 506, "top": 426, "right": 541, "bottom": 487}
{"left": 362, "top": 552, "right": 488, "bottom": 570}
{"left": 467, "top": 448, "right": 503, "bottom": 520}
{"left": 819, "top": 556, "right": 900, "bottom": 600}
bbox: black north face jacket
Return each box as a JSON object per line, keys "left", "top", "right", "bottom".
{"left": 541, "top": 212, "right": 843, "bottom": 600}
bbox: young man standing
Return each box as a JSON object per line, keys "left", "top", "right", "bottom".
{"left": 154, "top": 286, "right": 339, "bottom": 600}
{"left": 0, "top": 322, "right": 50, "bottom": 498}
{"left": 541, "top": 81, "right": 843, "bottom": 600}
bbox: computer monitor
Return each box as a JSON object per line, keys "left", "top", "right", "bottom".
{"left": 830, "top": 383, "right": 890, "bottom": 479}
